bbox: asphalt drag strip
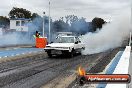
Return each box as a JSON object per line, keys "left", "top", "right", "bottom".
{"left": 0, "top": 48, "right": 121, "bottom": 88}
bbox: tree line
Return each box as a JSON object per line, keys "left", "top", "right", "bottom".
{"left": 0, "top": 7, "right": 106, "bottom": 34}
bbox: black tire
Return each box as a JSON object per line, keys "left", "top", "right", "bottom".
{"left": 47, "top": 52, "right": 52, "bottom": 58}
{"left": 80, "top": 47, "right": 85, "bottom": 55}
{"left": 69, "top": 49, "right": 75, "bottom": 58}
{"left": 82, "top": 47, "right": 85, "bottom": 50}
{"left": 69, "top": 52, "right": 73, "bottom": 58}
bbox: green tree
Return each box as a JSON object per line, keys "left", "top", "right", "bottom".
{"left": 92, "top": 17, "right": 106, "bottom": 31}
{"left": 9, "top": 7, "right": 32, "bottom": 19}
{"left": 65, "top": 15, "right": 79, "bottom": 24}
{"left": 53, "top": 20, "right": 67, "bottom": 32}
{"left": 0, "top": 16, "right": 9, "bottom": 28}
{"left": 31, "top": 13, "right": 40, "bottom": 20}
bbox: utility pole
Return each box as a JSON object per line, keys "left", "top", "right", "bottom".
{"left": 129, "top": 1, "right": 132, "bottom": 46}
{"left": 48, "top": 1, "right": 51, "bottom": 43}
{"left": 131, "top": 0, "right": 132, "bottom": 24}
{"left": 43, "top": 12, "right": 45, "bottom": 37}
{"left": 129, "top": 32, "right": 131, "bottom": 46}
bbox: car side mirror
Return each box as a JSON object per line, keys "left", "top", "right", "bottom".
{"left": 75, "top": 41, "right": 78, "bottom": 44}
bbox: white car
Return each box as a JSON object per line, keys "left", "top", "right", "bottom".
{"left": 44, "top": 35, "right": 85, "bottom": 57}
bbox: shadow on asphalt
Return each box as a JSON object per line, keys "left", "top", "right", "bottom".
{"left": 48, "top": 53, "right": 81, "bottom": 59}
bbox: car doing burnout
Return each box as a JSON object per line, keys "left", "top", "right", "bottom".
{"left": 44, "top": 35, "right": 85, "bottom": 57}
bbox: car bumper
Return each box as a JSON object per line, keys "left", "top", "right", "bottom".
{"left": 44, "top": 49, "right": 70, "bottom": 55}
{"left": 44, "top": 48, "right": 70, "bottom": 51}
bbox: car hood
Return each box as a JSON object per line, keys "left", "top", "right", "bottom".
{"left": 46, "top": 43, "right": 74, "bottom": 47}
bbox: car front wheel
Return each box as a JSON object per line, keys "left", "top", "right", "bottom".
{"left": 68, "top": 49, "right": 75, "bottom": 58}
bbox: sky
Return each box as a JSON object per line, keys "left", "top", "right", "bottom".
{"left": 0, "top": 0, "right": 130, "bottom": 21}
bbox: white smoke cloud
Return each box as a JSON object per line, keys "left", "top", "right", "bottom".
{"left": 81, "top": 9, "right": 131, "bottom": 55}
{"left": 0, "top": 32, "right": 34, "bottom": 46}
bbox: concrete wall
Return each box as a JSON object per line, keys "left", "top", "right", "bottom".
{"left": 105, "top": 46, "right": 131, "bottom": 88}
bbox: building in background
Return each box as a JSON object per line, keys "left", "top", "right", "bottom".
{"left": 10, "top": 18, "right": 31, "bottom": 32}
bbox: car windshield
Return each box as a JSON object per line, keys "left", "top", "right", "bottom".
{"left": 55, "top": 37, "right": 74, "bottom": 43}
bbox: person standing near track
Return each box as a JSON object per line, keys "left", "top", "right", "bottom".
{"left": 33, "top": 31, "right": 40, "bottom": 38}
{"left": 35, "top": 31, "right": 40, "bottom": 38}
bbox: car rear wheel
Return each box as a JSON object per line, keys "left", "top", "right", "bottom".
{"left": 47, "top": 52, "right": 52, "bottom": 58}
{"left": 69, "top": 52, "right": 73, "bottom": 58}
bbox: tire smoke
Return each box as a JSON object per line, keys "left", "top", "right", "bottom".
{"left": 81, "top": 11, "right": 131, "bottom": 55}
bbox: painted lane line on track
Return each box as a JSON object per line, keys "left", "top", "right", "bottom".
{"left": 0, "top": 48, "right": 44, "bottom": 59}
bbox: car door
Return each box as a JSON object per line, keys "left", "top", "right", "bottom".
{"left": 74, "top": 37, "right": 78, "bottom": 49}
{"left": 74, "top": 37, "right": 82, "bottom": 49}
